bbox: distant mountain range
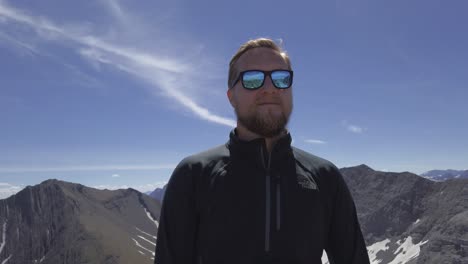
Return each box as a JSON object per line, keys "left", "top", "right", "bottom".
{"left": 0, "top": 179, "right": 161, "bottom": 264}
{"left": 148, "top": 185, "right": 167, "bottom": 204}
{"left": 339, "top": 165, "right": 467, "bottom": 264}
{"left": 420, "top": 169, "right": 468, "bottom": 181}
{"left": 1, "top": 165, "right": 466, "bottom": 264}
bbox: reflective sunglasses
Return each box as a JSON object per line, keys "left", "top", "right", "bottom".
{"left": 232, "top": 69, "right": 294, "bottom": 90}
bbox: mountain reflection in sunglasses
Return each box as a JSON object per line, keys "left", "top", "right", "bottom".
{"left": 233, "top": 70, "right": 294, "bottom": 90}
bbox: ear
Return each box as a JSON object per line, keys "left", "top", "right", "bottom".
{"left": 227, "top": 88, "right": 235, "bottom": 107}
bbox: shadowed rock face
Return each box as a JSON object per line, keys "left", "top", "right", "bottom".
{"left": 340, "top": 165, "right": 468, "bottom": 264}
{"left": 0, "top": 179, "right": 161, "bottom": 264}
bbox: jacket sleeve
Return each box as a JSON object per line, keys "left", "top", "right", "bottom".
{"left": 154, "top": 159, "right": 199, "bottom": 264}
{"left": 325, "top": 169, "right": 370, "bottom": 264}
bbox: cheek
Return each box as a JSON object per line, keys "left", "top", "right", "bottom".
{"left": 281, "top": 91, "right": 293, "bottom": 105}
{"left": 237, "top": 92, "right": 256, "bottom": 108}
{"left": 287, "top": 95, "right": 293, "bottom": 107}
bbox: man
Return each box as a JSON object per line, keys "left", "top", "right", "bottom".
{"left": 155, "top": 38, "right": 370, "bottom": 264}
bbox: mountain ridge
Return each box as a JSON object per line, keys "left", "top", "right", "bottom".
{"left": 340, "top": 165, "right": 467, "bottom": 264}
{"left": 0, "top": 179, "right": 161, "bottom": 264}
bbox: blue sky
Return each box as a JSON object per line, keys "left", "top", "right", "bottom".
{"left": 1, "top": 0, "right": 467, "bottom": 198}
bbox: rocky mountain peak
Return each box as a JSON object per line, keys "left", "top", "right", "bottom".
{"left": 0, "top": 180, "right": 161, "bottom": 264}
{"left": 340, "top": 167, "right": 468, "bottom": 263}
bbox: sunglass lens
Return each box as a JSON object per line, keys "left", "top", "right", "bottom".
{"left": 242, "top": 71, "right": 264, "bottom": 89}
{"left": 271, "top": 70, "right": 292, "bottom": 89}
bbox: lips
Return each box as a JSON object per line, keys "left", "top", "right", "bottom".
{"left": 257, "top": 100, "right": 281, "bottom": 105}
{"left": 256, "top": 96, "right": 281, "bottom": 106}
{"left": 258, "top": 102, "right": 278, "bottom": 105}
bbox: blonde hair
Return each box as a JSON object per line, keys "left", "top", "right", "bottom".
{"left": 228, "top": 38, "right": 291, "bottom": 88}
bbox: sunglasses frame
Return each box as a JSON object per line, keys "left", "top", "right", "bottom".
{"left": 232, "top": 69, "right": 294, "bottom": 90}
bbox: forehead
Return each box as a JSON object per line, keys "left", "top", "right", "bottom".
{"left": 236, "top": 47, "right": 289, "bottom": 71}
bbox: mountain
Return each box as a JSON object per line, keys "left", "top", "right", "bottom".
{"left": 339, "top": 164, "right": 468, "bottom": 264}
{"left": 421, "top": 169, "right": 468, "bottom": 181}
{"left": 0, "top": 179, "right": 161, "bottom": 264}
{"left": 3, "top": 166, "right": 466, "bottom": 264}
{"left": 148, "top": 185, "right": 167, "bottom": 204}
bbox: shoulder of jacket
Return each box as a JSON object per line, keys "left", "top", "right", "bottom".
{"left": 292, "top": 146, "right": 340, "bottom": 176}
{"left": 168, "top": 144, "right": 229, "bottom": 190}
{"left": 178, "top": 144, "right": 229, "bottom": 169}
{"left": 183, "top": 144, "right": 229, "bottom": 163}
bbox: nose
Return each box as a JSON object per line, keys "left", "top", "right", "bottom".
{"left": 261, "top": 75, "right": 277, "bottom": 93}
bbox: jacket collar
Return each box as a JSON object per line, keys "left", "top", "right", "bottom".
{"left": 227, "top": 129, "right": 293, "bottom": 168}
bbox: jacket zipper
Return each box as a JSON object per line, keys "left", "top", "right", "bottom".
{"left": 260, "top": 147, "right": 281, "bottom": 252}
{"left": 261, "top": 145, "right": 273, "bottom": 252}
{"left": 276, "top": 174, "right": 281, "bottom": 231}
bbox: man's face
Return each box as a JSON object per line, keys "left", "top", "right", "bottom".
{"left": 227, "top": 47, "right": 293, "bottom": 137}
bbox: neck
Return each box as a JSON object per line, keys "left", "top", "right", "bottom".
{"left": 235, "top": 123, "right": 286, "bottom": 153}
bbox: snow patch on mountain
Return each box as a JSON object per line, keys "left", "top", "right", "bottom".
{"left": 33, "top": 256, "right": 45, "bottom": 263}
{"left": 137, "top": 235, "right": 156, "bottom": 246}
{"left": 142, "top": 206, "right": 159, "bottom": 228}
{"left": 0, "top": 222, "right": 13, "bottom": 264}
{"left": 321, "top": 250, "right": 329, "bottom": 264}
{"left": 368, "top": 238, "right": 391, "bottom": 263}
{"left": 388, "top": 236, "right": 428, "bottom": 264}
{"left": 336, "top": 236, "right": 429, "bottom": 264}
{"left": 133, "top": 224, "right": 157, "bottom": 262}
{"left": 1, "top": 255, "right": 12, "bottom": 264}
{"left": 132, "top": 238, "right": 154, "bottom": 256}
{"left": 0, "top": 222, "right": 6, "bottom": 254}
{"left": 135, "top": 226, "right": 156, "bottom": 240}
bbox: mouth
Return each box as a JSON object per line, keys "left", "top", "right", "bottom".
{"left": 257, "top": 102, "right": 280, "bottom": 106}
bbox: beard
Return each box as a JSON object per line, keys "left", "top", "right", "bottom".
{"left": 236, "top": 106, "right": 291, "bottom": 138}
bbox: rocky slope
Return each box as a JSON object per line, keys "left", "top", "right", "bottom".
{"left": 0, "top": 179, "right": 161, "bottom": 264}
{"left": 340, "top": 165, "right": 467, "bottom": 264}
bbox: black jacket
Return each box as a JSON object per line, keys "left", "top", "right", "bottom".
{"left": 155, "top": 131, "right": 370, "bottom": 264}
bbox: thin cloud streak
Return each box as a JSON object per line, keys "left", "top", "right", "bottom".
{"left": 0, "top": 3, "right": 185, "bottom": 72}
{"left": 341, "top": 120, "right": 366, "bottom": 134}
{"left": 80, "top": 49, "right": 236, "bottom": 127}
{"left": 305, "top": 139, "right": 327, "bottom": 144}
{"left": 0, "top": 1, "right": 235, "bottom": 127}
{"left": 0, "top": 164, "right": 176, "bottom": 173}
{"left": 100, "top": 0, "right": 127, "bottom": 23}
{"left": 0, "top": 30, "right": 38, "bottom": 55}
{"left": 348, "top": 125, "right": 364, "bottom": 134}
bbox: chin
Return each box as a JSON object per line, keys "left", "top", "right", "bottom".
{"left": 258, "top": 108, "right": 284, "bottom": 117}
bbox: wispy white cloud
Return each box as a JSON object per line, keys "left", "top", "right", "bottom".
{"left": 111, "top": 174, "right": 120, "bottom": 178}
{"left": 100, "top": 0, "right": 127, "bottom": 23}
{"left": 0, "top": 30, "right": 38, "bottom": 56}
{"left": 348, "top": 125, "right": 364, "bottom": 133}
{"left": 341, "top": 120, "right": 366, "bottom": 134}
{"left": 0, "top": 182, "right": 23, "bottom": 199}
{"left": 0, "top": 1, "right": 235, "bottom": 127}
{"left": 305, "top": 139, "right": 327, "bottom": 144}
{"left": 0, "top": 164, "right": 176, "bottom": 173}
